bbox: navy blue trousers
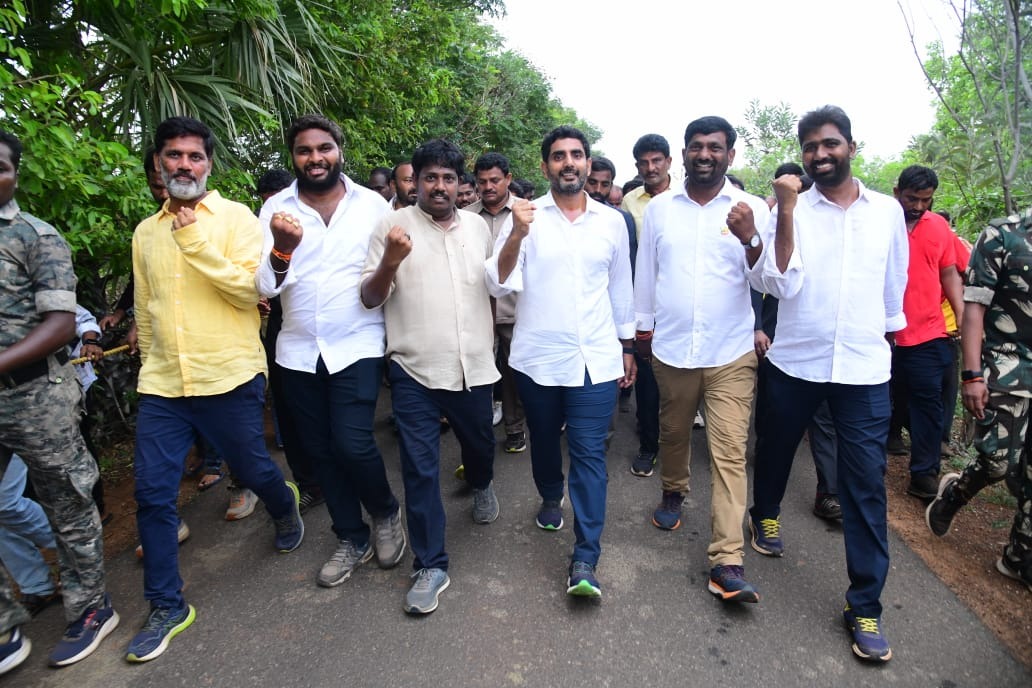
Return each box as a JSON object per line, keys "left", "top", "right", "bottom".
{"left": 516, "top": 369, "right": 616, "bottom": 567}
{"left": 891, "top": 338, "right": 953, "bottom": 477}
{"left": 134, "top": 375, "right": 293, "bottom": 609}
{"left": 389, "top": 361, "right": 495, "bottom": 572}
{"left": 751, "top": 361, "right": 890, "bottom": 617}
{"left": 280, "top": 357, "right": 399, "bottom": 548}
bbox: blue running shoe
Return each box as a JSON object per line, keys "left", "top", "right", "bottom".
{"left": 274, "top": 481, "right": 305, "bottom": 553}
{"left": 843, "top": 606, "right": 892, "bottom": 662}
{"left": 651, "top": 491, "right": 683, "bottom": 530}
{"left": 48, "top": 593, "right": 119, "bottom": 667}
{"left": 707, "top": 565, "right": 759, "bottom": 603}
{"left": 749, "top": 515, "right": 783, "bottom": 557}
{"left": 567, "top": 561, "right": 601, "bottom": 598}
{"left": 536, "top": 497, "right": 564, "bottom": 531}
{"left": 125, "top": 604, "right": 196, "bottom": 663}
{"left": 0, "top": 627, "right": 31, "bottom": 676}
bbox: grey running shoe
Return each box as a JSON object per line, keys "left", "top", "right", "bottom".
{"left": 472, "top": 482, "right": 499, "bottom": 524}
{"left": 372, "top": 509, "right": 406, "bottom": 569}
{"left": 925, "top": 473, "right": 963, "bottom": 536}
{"left": 317, "top": 540, "right": 373, "bottom": 587}
{"left": 405, "top": 568, "right": 450, "bottom": 614}
{"left": 225, "top": 488, "right": 257, "bottom": 521}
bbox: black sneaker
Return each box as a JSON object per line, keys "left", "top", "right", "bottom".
{"left": 886, "top": 432, "right": 907, "bottom": 455}
{"left": 907, "top": 472, "right": 939, "bottom": 501}
{"left": 925, "top": 473, "right": 963, "bottom": 536}
{"left": 0, "top": 627, "right": 31, "bottom": 676}
{"left": 19, "top": 588, "right": 61, "bottom": 617}
{"left": 504, "top": 431, "right": 527, "bottom": 453}
{"left": 48, "top": 593, "right": 119, "bottom": 667}
{"left": 298, "top": 489, "right": 325, "bottom": 514}
{"left": 813, "top": 493, "right": 842, "bottom": 520}
{"left": 630, "top": 451, "right": 656, "bottom": 477}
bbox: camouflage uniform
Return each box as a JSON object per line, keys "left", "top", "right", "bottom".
{"left": 954, "top": 207, "right": 1032, "bottom": 579}
{"left": 0, "top": 199, "right": 107, "bottom": 633}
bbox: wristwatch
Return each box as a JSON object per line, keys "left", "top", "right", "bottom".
{"left": 81, "top": 334, "right": 100, "bottom": 346}
{"left": 741, "top": 233, "right": 761, "bottom": 249}
{"left": 961, "top": 369, "right": 982, "bottom": 382}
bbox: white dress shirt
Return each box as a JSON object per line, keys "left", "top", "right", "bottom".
{"left": 748, "top": 179, "right": 909, "bottom": 385}
{"left": 485, "top": 191, "right": 635, "bottom": 387}
{"left": 256, "top": 175, "right": 389, "bottom": 375}
{"left": 635, "top": 179, "right": 772, "bottom": 369}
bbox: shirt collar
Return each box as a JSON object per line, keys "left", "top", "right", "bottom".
{"left": 0, "top": 199, "right": 19, "bottom": 221}
{"left": 805, "top": 178, "right": 868, "bottom": 208}
{"left": 415, "top": 204, "right": 460, "bottom": 231}
{"left": 158, "top": 189, "right": 225, "bottom": 219}
{"left": 672, "top": 177, "right": 735, "bottom": 206}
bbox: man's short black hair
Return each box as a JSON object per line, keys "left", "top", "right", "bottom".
{"left": 683, "top": 116, "right": 737, "bottom": 150}
{"left": 797, "top": 105, "right": 852, "bottom": 144}
{"left": 632, "top": 133, "right": 669, "bottom": 161}
{"left": 459, "top": 172, "right": 476, "bottom": 186}
{"left": 541, "top": 126, "right": 591, "bottom": 162}
{"left": 154, "top": 116, "right": 215, "bottom": 157}
{"left": 725, "top": 173, "right": 745, "bottom": 191}
{"left": 474, "top": 152, "right": 510, "bottom": 175}
{"left": 369, "top": 166, "right": 392, "bottom": 180}
{"left": 286, "top": 114, "right": 343, "bottom": 152}
{"left": 591, "top": 156, "right": 616, "bottom": 178}
{"left": 622, "top": 177, "right": 644, "bottom": 195}
{"left": 0, "top": 130, "right": 23, "bottom": 169}
{"left": 513, "top": 178, "right": 536, "bottom": 199}
{"left": 392, "top": 161, "right": 412, "bottom": 182}
{"left": 411, "top": 138, "right": 465, "bottom": 178}
{"left": 143, "top": 145, "right": 158, "bottom": 176}
{"left": 897, "top": 165, "right": 939, "bottom": 192}
{"left": 773, "top": 162, "right": 804, "bottom": 178}
{"left": 257, "top": 168, "right": 294, "bottom": 196}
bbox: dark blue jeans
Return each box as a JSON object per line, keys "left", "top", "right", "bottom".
{"left": 634, "top": 351, "right": 660, "bottom": 455}
{"left": 892, "top": 338, "right": 952, "bottom": 477}
{"left": 389, "top": 361, "right": 495, "bottom": 572}
{"left": 280, "top": 357, "right": 399, "bottom": 547}
{"left": 134, "top": 375, "right": 293, "bottom": 610}
{"left": 516, "top": 369, "right": 617, "bottom": 566}
{"left": 751, "top": 361, "right": 891, "bottom": 617}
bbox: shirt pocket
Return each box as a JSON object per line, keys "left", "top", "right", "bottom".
{"left": 1002, "top": 253, "right": 1032, "bottom": 294}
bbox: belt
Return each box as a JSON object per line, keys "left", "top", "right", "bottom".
{"left": 0, "top": 350, "right": 70, "bottom": 390}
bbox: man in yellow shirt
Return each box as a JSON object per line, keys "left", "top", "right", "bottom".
{"left": 128, "top": 117, "right": 303, "bottom": 663}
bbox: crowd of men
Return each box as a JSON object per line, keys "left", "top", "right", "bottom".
{"left": 1, "top": 103, "right": 1030, "bottom": 675}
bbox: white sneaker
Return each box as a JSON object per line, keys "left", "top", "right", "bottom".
{"left": 135, "top": 519, "right": 190, "bottom": 559}
{"left": 492, "top": 401, "right": 503, "bottom": 426}
{"left": 694, "top": 411, "right": 705, "bottom": 428}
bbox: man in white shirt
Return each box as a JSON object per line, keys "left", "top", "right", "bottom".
{"left": 487, "top": 126, "right": 635, "bottom": 598}
{"left": 635, "top": 116, "right": 770, "bottom": 604}
{"left": 256, "top": 115, "right": 405, "bottom": 592}
{"left": 747, "top": 106, "right": 908, "bottom": 663}
{"left": 361, "top": 138, "right": 500, "bottom": 615}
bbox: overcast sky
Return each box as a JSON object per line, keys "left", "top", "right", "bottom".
{"left": 490, "top": 0, "right": 958, "bottom": 182}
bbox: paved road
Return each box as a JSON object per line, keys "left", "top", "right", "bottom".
{"left": 13, "top": 395, "right": 1031, "bottom": 687}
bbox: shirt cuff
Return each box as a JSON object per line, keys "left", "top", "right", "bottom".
{"left": 616, "top": 321, "right": 636, "bottom": 340}
{"left": 885, "top": 312, "right": 907, "bottom": 333}
{"left": 634, "top": 312, "right": 655, "bottom": 331}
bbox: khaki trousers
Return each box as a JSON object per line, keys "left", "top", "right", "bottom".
{"left": 653, "top": 351, "right": 757, "bottom": 566}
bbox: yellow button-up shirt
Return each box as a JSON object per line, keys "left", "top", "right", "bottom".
{"left": 621, "top": 176, "right": 674, "bottom": 241}
{"left": 133, "top": 190, "right": 267, "bottom": 397}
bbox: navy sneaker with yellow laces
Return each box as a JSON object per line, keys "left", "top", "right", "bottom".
{"left": 843, "top": 605, "right": 892, "bottom": 662}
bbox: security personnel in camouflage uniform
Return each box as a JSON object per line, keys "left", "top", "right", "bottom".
{"left": 0, "top": 130, "right": 119, "bottom": 675}
{"left": 926, "top": 207, "right": 1032, "bottom": 591}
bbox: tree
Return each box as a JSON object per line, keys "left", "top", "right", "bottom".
{"left": 899, "top": 0, "right": 1032, "bottom": 232}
